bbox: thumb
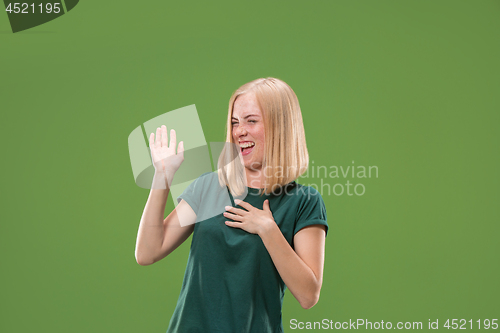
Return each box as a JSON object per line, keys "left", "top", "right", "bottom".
{"left": 263, "top": 199, "right": 270, "bottom": 211}
{"left": 177, "top": 141, "right": 184, "bottom": 156}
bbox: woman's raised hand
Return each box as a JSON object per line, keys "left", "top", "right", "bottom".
{"left": 149, "top": 125, "right": 184, "bottom": 180}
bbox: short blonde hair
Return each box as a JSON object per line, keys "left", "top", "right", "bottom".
{"left": 218, "top": 77, "right": 309, "bottom": 196}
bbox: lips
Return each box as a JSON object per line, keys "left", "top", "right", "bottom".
{"left": 239, "top": 141, "right": 255, "bottom": 156}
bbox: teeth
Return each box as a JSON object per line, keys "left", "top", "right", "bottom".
{"left": 239, "top": 142, "right": 255, "bottom": 148}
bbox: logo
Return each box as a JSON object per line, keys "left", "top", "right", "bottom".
{"left": 127, "top": 105, "right": 246, "bottom": 225}
{"left": 3, "top": 0, "right": 79, "bottom": 33}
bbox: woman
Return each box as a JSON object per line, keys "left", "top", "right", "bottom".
{"left": 135, "top": 78, "right": 328, "bottom": 333}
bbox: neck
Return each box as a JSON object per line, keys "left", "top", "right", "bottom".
{"left": 245, "top": 168, "right": 264, "bottom": 189}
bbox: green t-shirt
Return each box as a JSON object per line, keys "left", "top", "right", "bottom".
{"left": 167, "top": 172, "right": 328, "bottom": 333}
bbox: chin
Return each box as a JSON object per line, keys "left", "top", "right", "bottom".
{"left": 244, "top": 161, "right": 262, "bottom": 171}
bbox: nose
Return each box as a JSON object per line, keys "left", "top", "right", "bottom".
{"left": 235, "top": 123, "right": 248, "bottom": 137}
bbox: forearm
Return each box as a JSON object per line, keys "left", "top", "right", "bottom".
{"left": 135, "top": 172, "right": 172, "bottom": 265}
{"left": 259, "top": 224, "right": 322, "bottom": 309}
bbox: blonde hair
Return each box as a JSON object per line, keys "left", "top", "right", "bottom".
{"left": 217, "top": 77, "right": 309, "bottom": 196}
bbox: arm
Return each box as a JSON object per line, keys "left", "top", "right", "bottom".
{"left": 224, "top": 199, "right": 326, "bottom": 309}
{"left": 259, "top": 224, "right": 326, "bottom": 309}
{"left": 135, "top": 185, "right": 195, "bottom": 266}
{"left": 134, "top": 125, "right": 196, "bottom": 266}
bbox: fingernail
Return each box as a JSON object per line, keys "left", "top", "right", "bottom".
{"left": 225, "top": 206, "right": 231, "bottom": 210}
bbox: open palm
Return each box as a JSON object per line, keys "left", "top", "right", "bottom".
{"left": 149, "top": 125, "right": 184, "bottom": 175}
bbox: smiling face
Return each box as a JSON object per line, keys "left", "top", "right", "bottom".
{"left": 231, "top": 92, "right": 265, "bottom": 172}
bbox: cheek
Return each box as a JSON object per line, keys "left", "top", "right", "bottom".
{"left": 257, "top": 128, "right": 265, "bottom": 144}
{"left": 255, "top": 127, "right": 265, "bottom": 152}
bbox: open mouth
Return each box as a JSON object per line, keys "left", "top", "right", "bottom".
{"left": 239, "top": 141, "right": 255, "bottom": 156}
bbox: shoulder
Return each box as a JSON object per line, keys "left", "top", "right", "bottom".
{"left": 177, "top": 172, "right": 219, "bottom": 204}
{"left": 294, "top": 182, "right": 322, "bottom": 197}
{"left": 177, "top": 171, "right": 231, "bottom": 217}
{"left": 275, "top": 182, "right": 327, "bottom": 218}
{"left": 188, "top": 171, "right": 219, "bottom": 190}
{"left": 282, "top": 182, "right": 324, "bottom": 205}
{"left": 287, "top": 182, "right": 328, "bottom": 235}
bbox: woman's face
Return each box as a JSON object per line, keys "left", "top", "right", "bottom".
{"left": 231, "top": 92, "right": 265, "bottom": 171}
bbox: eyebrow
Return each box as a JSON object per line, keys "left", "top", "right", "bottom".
{"left": 231, "top": 114, "right": 260, "bottom": 120}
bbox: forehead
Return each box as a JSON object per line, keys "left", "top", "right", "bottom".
{"left": 232, "top": 92, "right": 263, "bottom": 118}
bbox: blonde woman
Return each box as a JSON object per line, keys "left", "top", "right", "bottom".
{"left": 135, "top": 78, "right": 328, "bottom": 333}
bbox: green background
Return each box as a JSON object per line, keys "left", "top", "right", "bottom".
{"left": 1, "top": 1, "right": 499, "bottom": 332}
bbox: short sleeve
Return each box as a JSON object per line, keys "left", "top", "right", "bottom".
{"left": 177, "top": 174, "right": 205, "bottom": 215}
{"left": 176, "top": 172, "right": 232, "bottom": 223}
{"left": 293, "top": 186, "right": 328, "bottom": 236}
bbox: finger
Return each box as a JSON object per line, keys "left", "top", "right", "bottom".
{"left": 169, "top": 129, "right": 177, "bottom": 150}
{"left": 161, "top": 125, "right": 168, "bottom": 147}
{"left": 263, "top": 199, "right": 271, "bottom": 211}
{"left": 225, "top": 221, "right": 242, "bottom": 229}
{"left": 149, "top": 133, "right": 155, "bottom": 149}
{"left": 225, "top": 206, "right": 247, "bottom": 216}
{"left": 178, "top": 141, "right": 184, "bottom": 157}
{"left": 155, "top": 127, "right": 161, "bottom": 148}
{"left": 234, "top": 199, "right": 253, "bottom": 211}
{"left": 223, "top": 211, "right": 243, "bottom": 221}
